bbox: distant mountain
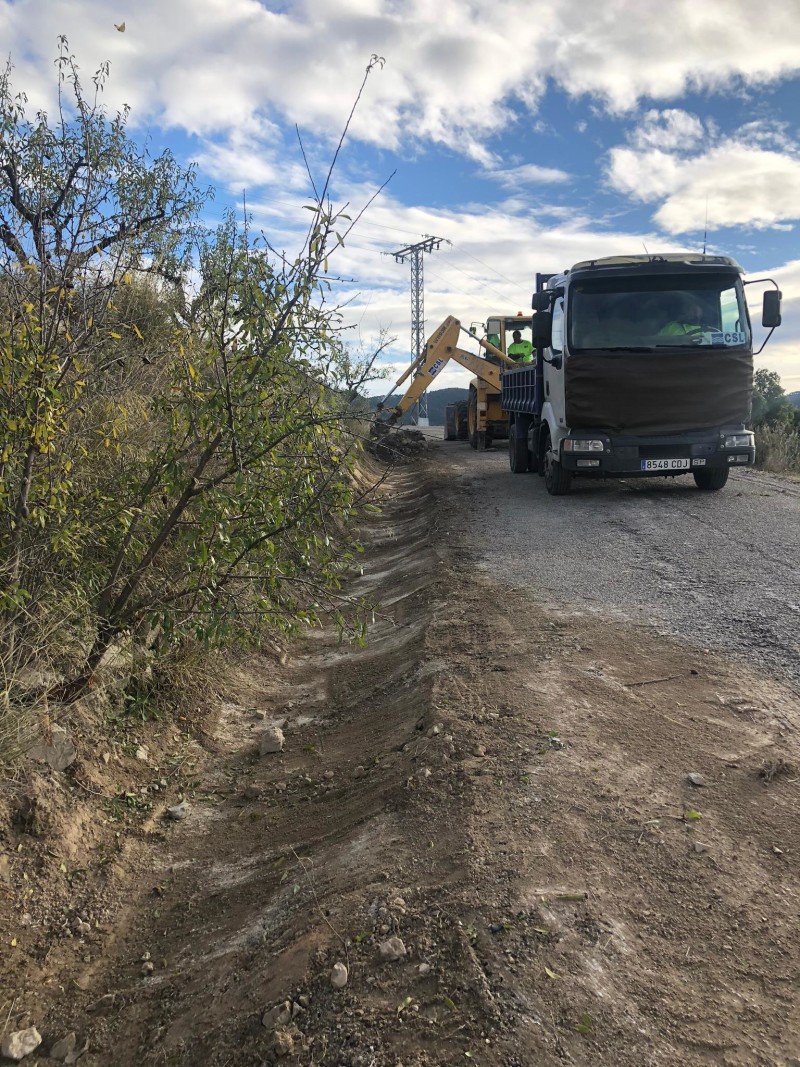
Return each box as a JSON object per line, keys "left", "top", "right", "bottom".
{"left": 368, "top": 387, "right": 469, "bottom": 426}
{"left": 788, "top": 391, "right": 800, "bottom": 408}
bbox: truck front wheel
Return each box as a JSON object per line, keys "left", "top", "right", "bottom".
{"left": 543, "top": 432, "right": 572, "bottom": 495}
{"left": 693, "top": 467, "right": 729, "bottom": 491}
{"left": 508, "top": 422, "right": 530, "bottom": 473}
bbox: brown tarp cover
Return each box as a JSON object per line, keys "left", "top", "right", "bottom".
{"left": 565, "top": 350, "right": 752, "bottom": 434}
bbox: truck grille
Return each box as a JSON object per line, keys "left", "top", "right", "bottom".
{"left": 638, "top": 445, "right": 691, "bottom": 460}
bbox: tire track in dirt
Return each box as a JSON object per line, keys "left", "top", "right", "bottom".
{"left": 16, "top": 447, "right": 800, "bottom": 1067}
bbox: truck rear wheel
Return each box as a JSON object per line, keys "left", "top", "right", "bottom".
{"left": 508, "top": 422, "right": 530, "bottom": 473}
{"left": 693, "top": 467, "right": 729, "bottom": 491}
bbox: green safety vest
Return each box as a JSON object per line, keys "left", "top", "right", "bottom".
{"left": 507, "top": 340, "right": 534, "bottom": 364}
{"left": 660, "top": 321, "right": 704, "bottom": 336}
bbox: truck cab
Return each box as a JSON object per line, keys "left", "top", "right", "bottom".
{"left": 501, "top": 253, "right": 782, "bottom": 493}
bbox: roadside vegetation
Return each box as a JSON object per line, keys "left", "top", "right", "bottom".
{"left": 0, "top": 42, "right": 387, "bottom": 760}
{"left": 751, "top": 368, "right": 800, "bottom": 474}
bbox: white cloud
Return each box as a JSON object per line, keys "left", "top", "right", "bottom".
{"left": 629, "top": 109, "right": 705, "bottom": 152}
{"left": 3, "top": 0, "right": 800, "bottom": 158}
{"left": 608, "top": 114, "right": 800, "bottom": 233}
{"left": 482, "top": 162, "right": 572, "bottom": 188}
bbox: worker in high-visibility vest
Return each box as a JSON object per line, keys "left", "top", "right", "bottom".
{"left": 507, "top": 329, "right": 534, "bottom": 364}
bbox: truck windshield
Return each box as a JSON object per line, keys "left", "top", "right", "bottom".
{"left": 569, "top": 273, "right": 750, "bottom": 352}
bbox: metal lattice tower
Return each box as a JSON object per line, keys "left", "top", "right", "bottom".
{"left": 392, "top": 236, "right": 445, "bottom": 424}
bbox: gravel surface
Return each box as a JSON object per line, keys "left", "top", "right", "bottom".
{"left": 433, "top": 438, "right": 800, "bottom": 689}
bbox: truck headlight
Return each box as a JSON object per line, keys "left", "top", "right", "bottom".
{"left": 723, "top": 433, "right": 754, "bottom": 449}
{"left": 563, "top": 439, "right": 605, "bottom": 453}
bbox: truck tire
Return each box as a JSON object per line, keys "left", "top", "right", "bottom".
{"left": 468, "top": 389, "right": 478, "bottom": 450}
{"left": 444, "top": 405, "right": 457, "bottom": 441}
{"left": 508, "top": 422, "right": 530, "bottom": 473}
{"left": 543, "top": 431, "right": 572, "bottom": 495}
{"left": 455, "top": 401, "right": 469, "bottom": 440}
{"left": 536, "top": 427, "right": 548, "bottom": 476}
{"left": 693, "top": 467, "right": 729, "bottom": 491}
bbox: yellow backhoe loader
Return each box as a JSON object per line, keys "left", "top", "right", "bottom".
{"left": 377, "top": 312, "right": 535, "bottom": 449}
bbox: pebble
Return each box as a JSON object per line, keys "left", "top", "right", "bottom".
{"left": 694, "top": 842, "right": 710, "bottom": 854}
{"left": 389, "top": 896, "right": 407, "bottom": 911}
{"left": 379, "top": 936, "right": 407, "bottom": 962}
{"left": 166, "top": 801, "right": 190, "bottom": 820}
{"left": 262, "top": 1002, "right": 293, "bottom": 1029}
{"left": 1, "top": 1027, "right": 42, "bottom": 1061}
{"left": 473, "top": 744, "right": 487, "bottom": 758}
{"left": 687, "top": 773, "right": 706, "bottom": 788}
{"left": 49, "top": 1033, "right": 77, "bottom": 1060}
{"left": 417, "top": 963, "right": 431, "bottom": 976}
{"left": 135, "top": 746, "right": 149, "bottom": 762}
{"left": 141, "top": 961, "right": 155, "bottom": 976}
{"left": 323, "top": 770, "right": 335, "bottom": 780}
{"left": 243, "top": 785, "right": 262, "bottom": 800}
{"left": 259, "top": 725, "right": 285, "bottom": 755}
{"left": 331, "top": 962, "right": 349, "bottom": 989}
{"left": 71, "top": 917, "right": 91, "bottom": 937}
{"left": 426, "top": 724, "right": 443, "bottom": 738}
{"left": 353, "top": 765, "right": 366, "bottom": 779}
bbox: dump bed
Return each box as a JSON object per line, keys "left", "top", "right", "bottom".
{"left": 500, "top": 364, "right": 541, "bottom": 416}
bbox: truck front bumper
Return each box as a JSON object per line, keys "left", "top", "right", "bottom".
{"left": 560, "top": 431, "right": 755, "bottom": 477}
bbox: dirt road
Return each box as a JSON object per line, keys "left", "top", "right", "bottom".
{"left": 2, "top": 439, "right": 798, "bottom": 1066}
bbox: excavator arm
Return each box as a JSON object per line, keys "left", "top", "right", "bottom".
{"left": 377, "top": 316, "right": 518, "bottom": 425}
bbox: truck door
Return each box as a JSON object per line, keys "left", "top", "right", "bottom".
{"left": 544, "top": 296, "right": 567, "bottom": 432}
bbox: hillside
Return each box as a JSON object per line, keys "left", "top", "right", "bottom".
{"left": 369, "top": 386, "right": 469, "bottom": 425}
{"left": 789, "top": 391, "right": 800, "bottom": 408}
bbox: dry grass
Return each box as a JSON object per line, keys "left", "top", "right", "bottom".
{"left": 754, "top": 426, "right": 800, "bottom": 474}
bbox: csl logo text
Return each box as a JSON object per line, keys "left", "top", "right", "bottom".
{"left": 710, "top": 331, "right": 746, "bottom": 345}
{"left": 428, "top": 358, "right": 445, "bottom": 377}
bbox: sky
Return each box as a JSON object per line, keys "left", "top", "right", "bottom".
{"left": 2, "top": 0, "right": 799, "bottom": 396}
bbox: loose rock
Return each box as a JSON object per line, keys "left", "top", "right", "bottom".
{"left": 331, "top": 962, "right": 349, "bottom": 989}
{"left": 1, "top": 1027, "right": 42, "bottom": 1061}
{"left": 259, "top": 725, "right": 285, "bottom": 756}
{"left": 141, "top": 960, "right": 155, "bottom": 976}
{"left": 687, "top": 772, "right": 706, "bottom": 787}
{"left": 29, "top": 725, "right": 77, "bottom": 772}
{"left": 379, "top": 936, "right": 407, "bottom": 962}
{"left": 472, "top": 743, "right": 487, "bottom": 758}
{"left": 166, "top": 801, "right": 190, "bottom": 821}
{"left": 49, "top": 1033, "right": 77, "bottom": 1060}
{"left": 262, "top": 1002, "right": 293, "bottom": 1029}
{"left": 323, "top": 770, "right": 335, "bottom": 780}
{"left": 353, "top": 765, "right": 366, "bottom": 779}
{"left": 243, "top": 785, "right": 262, "bottom": 801}
{"left": 418, "top": 962, "right": 431, "bottom": 976}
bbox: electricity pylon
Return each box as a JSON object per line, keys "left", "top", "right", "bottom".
{"left": 392, "top": 236, "right": 445, "bottom": 424}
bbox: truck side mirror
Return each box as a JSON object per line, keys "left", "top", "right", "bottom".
{"left": 762, "top": 290, "right": 782, "bottom": 328}
{"left": 531, "top": 291, "right": 551, "bottom": 312}
{"left": 532, "top": 311, "right": 552, "bottom": 348}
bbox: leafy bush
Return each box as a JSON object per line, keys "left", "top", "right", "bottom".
{"left": 0, "top": 43, "right": 385, "bottom": 731}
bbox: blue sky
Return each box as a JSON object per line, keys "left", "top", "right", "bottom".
{"left": 2, "top": 0, "right": 799, "bottom": 393}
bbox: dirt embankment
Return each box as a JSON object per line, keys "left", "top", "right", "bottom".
{"left": 1, "top": 440, "right": 799, "bottom": 1066}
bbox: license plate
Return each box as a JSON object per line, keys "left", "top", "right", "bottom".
{"left": 640, "top": 458, "right": 690, "bottom": 471}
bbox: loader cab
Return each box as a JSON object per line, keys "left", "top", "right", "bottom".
{"left": 484, "top": 313, "right": 534, "bottom": 365}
